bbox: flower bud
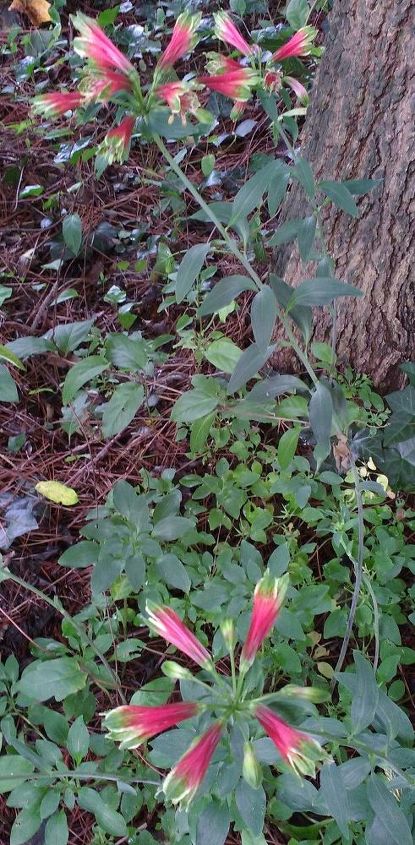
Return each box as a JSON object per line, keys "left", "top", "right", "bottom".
{"left": 161, "top": 660, "right": 194, "bottom": 681}
{"left": 242, "top": 741, "right": 263, "bottom": 789}
{"left": 221, "top": 619, "right": 235, "bottom": 651}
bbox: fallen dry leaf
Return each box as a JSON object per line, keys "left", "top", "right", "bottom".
{"left": 333, "top": 433, "right": 351, "bottom": 472}
{"left": 9, "top": 0, "right": 51, "bottom": 26}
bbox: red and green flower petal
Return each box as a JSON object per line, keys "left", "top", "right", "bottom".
{"left": 104, "top": 701, "right": 199, "bottom": 749}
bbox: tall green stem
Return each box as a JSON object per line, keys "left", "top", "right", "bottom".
{"left": 333, "top": 461, "right": 365, "bottom": 681}
{"left": 153, "top": 132, "right": 319, "bottom": 387}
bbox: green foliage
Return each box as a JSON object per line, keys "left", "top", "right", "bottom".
{"left": 1, "top": 3, "right": 414, "bottom": 844}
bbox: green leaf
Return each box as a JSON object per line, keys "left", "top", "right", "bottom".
{"left": 251, "top": 286, "right": 277, "bottom": 350}
{"left": 267, "top": 165, "right": 290, "bottom": 216}
{"left": 199, "top": 275, "right": 256, "bottom": 316}
{"left": 205, "top": 339, "right": 242, "bottom": 373}
{"left": 45, "top": 319, "right": 94, "bottom": 354}
{"left": 278, "top": 426, "right": 300, "bottom": 470}
{"left": 196, "top": 801, "right": 230, "bottom": 845}
{"left": 201, "top": 154, "right": 215, "bottom": 176}
{"left": 59, "top": 541, "right": 99, "bottom": 569}
{"left": 63, "top": 213, "right": 83, "bottom": 256}
{"left": 297, "top": 215, "right": 317, "bottom": 261}
{"left": 292, "top": 158, "right": 315, "bottom": 198}
{"left": 40, "top": 790, "right": 60, "bottom": 820}
{"left": 97, "top": 5, "right": 119, "bottom": 26}
{"left": 235, "top": 780, "right": 266, "bottom": 836}
{"left": 319, "top": 180, "right": 359, "bottom": 217}
{"left": 291, "top": 278, "right": 362, "bottom": 306}
{"left": 190, "top": 411, "right": 216, "bottom": 452}
{"left": 171, "top": 389, "right": 219, "bottom": 423}
{"left": 268, "top": 219, "right": 301, "bottom": 247}
{"left": 102, "top": 383, "right": 144, "bottom": 438}
{"left": 67, "top": 716, "right": 89, "bottom": 762}
{"left": 227, "top": 344, "right": 274, "bottom": 395}
{"left": 0, "top": 364, "right": 18, "bottom": 403}
{"left": 175, "top": 243, "right": 210, "bottom": 304}
{"left": 231, "top": 161, "right": 279, "bottom": 222}
{"left": 45, "top": 811, "right": 69, "bottom": 845}
{"left": 10, "top": 808, "right": 42, "bottom": 845}
{"left": 0, "top": 343, "right": 24, "bottom": 370}
{"left": 343, "top": 178, "right": 382, "bottom": 195}
{"left": 156, "top": 553, "right": 191, "bottom": 593}
{"left": 350, "top": 652, "right": 379, "bottom": 734}
{"left": 17, "top": 657, "right": 87, "bottom": 702}
{"left": 366, "top": 773, "right": 412, "bottom": 845}
{"left": 106, "top": 334, "right": 147, "bottom": 370}
{"left": 152, "top": 516, "right": 194, "bottom": 541}
{"left": 125, "top": 553, "right": 146, "bottom": 590}
{"left": 78, "top": 787, "right": 127, "bottom": 837}
{"left": 270, "top": 275, "right": 312, "bottom": 342}
{"left": 0, "top": 757, "right": 34, "bottom": 793}
{"left": 62, "top": 356, "right": 108, "bottom": 405}
{"left": 319, "top": 763, "right": 351, "bottom": 838}
{"left": 309, "top": 382, "right": 333, "bottom": 450}
{"left": 131, "top": 677, "right": 174, "bottom": 706}
{"left": 285, "top": 0, "right": 309, "bottom": 28}
{"left": 248, "top": 373, "right": 308, "bottom": 401}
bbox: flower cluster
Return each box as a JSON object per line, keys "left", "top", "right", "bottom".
{"left": 104, "top": 572, "right": 327, "bottom": 809}
{"left": 32, "top": 11, "right": 317, "bottom": 164}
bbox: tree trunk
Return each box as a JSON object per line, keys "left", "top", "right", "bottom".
{"left": 275, "top": 0, "right": 415, "bottom": 389}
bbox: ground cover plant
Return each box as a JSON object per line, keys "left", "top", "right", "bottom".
{"left": 0, "top": 1, "right": 414, "bottom": 844}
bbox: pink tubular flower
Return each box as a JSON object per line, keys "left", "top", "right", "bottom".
{"left": 240, "top": 572, "right": 289, "bottom": 672}
{"left": 82, "top": 69, "right": 132, "bottom": 102}
{"left": 284, "top": 75, "right": 309, "bottom": 104}
{"left": 158, "top": 12, "right": 201, "bottom": 69}
{"left": 198, "top": 67, "right": 258, "bottom": 101}
{"left": 103, "top": 701, "right": 199, "bottom": 749}
{"left": 205, "top": 52, "right": 243, "bottom": 75}
{"left": 32, "top": 91, "right": 82, "bottom": 118}
{"left": 72, "top": 12, "right": 135, "bottom": 75}
{"left": 100, "top": 114, "right": 135, "bottom": 164}
{"left": 272, "top": 26, "right": 317, "bottom": 62}
{"left": 162, "top": 722, "right": 223, "bottom": 806}
{"left": 156, "top": 80, "right": 202, "bottom": 125}
{"left": 213, "top": 12, "right": 253, "bottom": 57}
{"left": 255, "top": 705, "right": 326, "bottom": 777}
{"left": 146, "top": 602, "right": 213, "bottom": 670}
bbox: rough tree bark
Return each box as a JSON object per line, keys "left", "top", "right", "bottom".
{"left": 275, "top": 0, "right": 415, "bottom": 388}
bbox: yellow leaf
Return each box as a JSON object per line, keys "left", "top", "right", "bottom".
{"left": 35, "top": 481, "right": 79, "bottom": 506}
{"left": 9, "top": 0, "right": 51, "bottom": 26}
